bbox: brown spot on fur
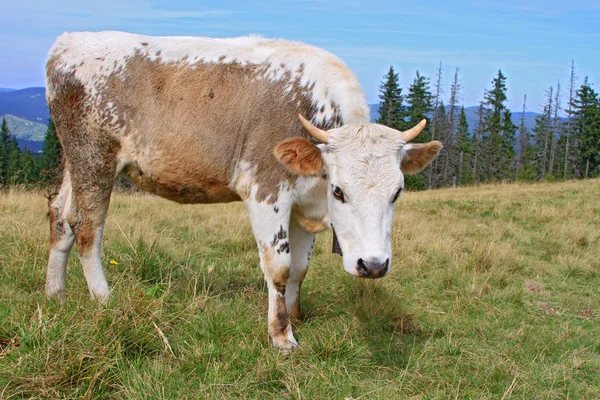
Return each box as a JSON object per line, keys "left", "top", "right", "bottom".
{"left": 274, "top": 137, "right": 323, "bottom": 176}
{"left": 401, "top": 141, "right": 443, "bottom": 174}
{"left": 269, "top": 293, "right": 289, "bottom": 340}
{"left": 292, "top": 206, "right": 328, "bottom": 233}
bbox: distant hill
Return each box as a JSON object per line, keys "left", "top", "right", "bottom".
{"left": 369, "top": 103, "right": 541, "bottom": 134}
{"left": 1, "top": 114, "right": 47, "bottom": 141}
{"left": 0, "top": 88, "right": 16, "bottom": 93}
{"left": 0, "top": 87, "right": 49, "bottom": 124}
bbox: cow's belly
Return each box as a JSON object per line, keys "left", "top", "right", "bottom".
{"left": 120, "top": 161, "right": 241, "bottom": 204}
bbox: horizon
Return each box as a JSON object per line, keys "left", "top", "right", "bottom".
{"left": 1, "top": 1, "right": 599, "bottom": 114}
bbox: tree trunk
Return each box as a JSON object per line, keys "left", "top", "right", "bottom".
{"left": 458, "top": 151, "right": 464, "bottom": 186}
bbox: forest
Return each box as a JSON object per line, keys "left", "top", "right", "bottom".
{"left": 1, "top": 62, "right": 598, "bottom": 190}
{"left": 376, "top": 61, "right": 600, "bottom": 189}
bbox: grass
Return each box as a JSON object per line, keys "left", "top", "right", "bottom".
{"left": 0, "top": 179, "right": 599, "bottom": 399}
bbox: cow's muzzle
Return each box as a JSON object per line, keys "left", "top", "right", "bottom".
{"left": 356, "top": 258, "right": 389, "bottom": 279}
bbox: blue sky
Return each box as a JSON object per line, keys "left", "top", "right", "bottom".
{"left": 1, "top": 0, "right": 598, "bottom": 112}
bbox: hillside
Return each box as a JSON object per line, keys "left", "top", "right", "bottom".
{"left": 0, "top": 87, "right": 49, "bottom": 123}
{"left": 1, "top": 114, "right": 46, "bottom": 141}
{"left": 1, "top": 179, "right": 598, "bottom": 398}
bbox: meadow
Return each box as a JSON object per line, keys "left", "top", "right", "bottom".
{"left": 0, "top": 179, "right": 599, "bottom": 399}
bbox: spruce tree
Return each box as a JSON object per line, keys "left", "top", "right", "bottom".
{"left": 482, "top": 70, "right": 517, "bottom": 181}
{"left": 404, "top": 71, "right": 433, "bottom": 190}
{"left": 40, "top": 118, "right": 63, "bottom": 185}
{"left": 0, "top": 118, "right": 22, "bottom": 187}
{"left": 406, "top": 71, "right": 433, "bottom": 143}
{"left": 454, "top": 106, "right": 472, "bottom": 185}
{"left": 573, "top": 78, "right": 600, "bottom": 177}
{"left": 376, "top": 66, "right": 405, "bottom": 130}
{"left": 0, "top": 119, "right": 9, "bottom": 186}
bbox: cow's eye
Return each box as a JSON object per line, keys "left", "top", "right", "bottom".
{"left": 332, "top": 186, "right": 345, "bottom": 203}
{"left": 392, "top": 187, "right": 403, "bottom": 203}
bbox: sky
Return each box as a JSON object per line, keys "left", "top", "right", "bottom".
{"left": 1, "top": 0, "right": 598, "bottom": 113}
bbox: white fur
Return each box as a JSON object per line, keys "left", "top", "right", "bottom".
{"left": 46, "top": 31, "right": 370, "bottom": 125}
{"left": 320, "top": 124, "right": 407, "bottom": 276}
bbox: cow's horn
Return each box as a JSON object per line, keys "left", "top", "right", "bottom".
{"left": 298, "top": 114, "right": 329, "bottom": 144}
{"left": 402, "top": 119, "right": 427, "bottom": 142}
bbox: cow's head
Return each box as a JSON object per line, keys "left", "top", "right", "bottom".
{"left": 275, "top": 115, "right": 441, "bottom": 279}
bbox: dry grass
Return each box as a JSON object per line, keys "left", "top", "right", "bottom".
{"left": 0, "top": 179, "right": 599, "bottom": 399}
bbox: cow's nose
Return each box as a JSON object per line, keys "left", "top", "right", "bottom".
{"left": 356, "top": 258, "right": 389, "bottom": 279}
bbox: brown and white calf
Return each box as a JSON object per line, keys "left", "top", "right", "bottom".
{"left": 45, "top": 31, "right": 441, "bottom": 351}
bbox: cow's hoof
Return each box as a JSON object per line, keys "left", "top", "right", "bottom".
{"left": 90, "top": 288, "right": 111, "bottom": 304}
{"left": 45, "top": 288, "right": 66, "bottom": 304}
{"left": 272, "top": 330, "right": 298, "bottom": 353}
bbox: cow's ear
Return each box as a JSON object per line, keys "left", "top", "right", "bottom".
{"left": 400, "top": 141, "right": 443, "bottom": 175}
{"left": 274, "top": 137, "right": 323, "bottom": 176}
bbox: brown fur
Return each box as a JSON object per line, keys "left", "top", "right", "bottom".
{"left": 291, "top": 206, "right": 328, "bottom": 233}
{"left": 401, "top": 141, "right": 443, "bottom": 175}
{"left": 274, "top": 137, "right": 323, "bottom": 176}
{"left": 92, "top": 54, "right": 332, "bottom": 204}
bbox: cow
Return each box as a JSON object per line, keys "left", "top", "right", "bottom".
{"left": 45, "top": 31, "right": 442, "bottom": 351}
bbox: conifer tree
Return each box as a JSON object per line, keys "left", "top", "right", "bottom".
{"left": 573, "top": 78, "right": 600, "bottom": 177}
{"left": 40, "top": 118, "right": 63, "bottom": 185}
{"left": 406, "top": 71, "right": 433, "bottom": 143}
{"left": 482, "top": 70, "right": 516, "bottom": 181}
{"left": 454, "top": 106, "right": 472, "bottom": 185}
{"left": 404, "top": 71, "right": 433, "bottom": 190}
{"left": 0, "top": 118, "right": 22, "bottom": 186}
{"left": 376, "top": 66, "right": 405, "bottom": 130}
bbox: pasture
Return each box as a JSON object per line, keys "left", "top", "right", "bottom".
{"left": 0, "top": 179, "right": 599, "bottom": 399}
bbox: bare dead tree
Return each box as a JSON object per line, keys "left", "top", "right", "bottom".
{"left": 549, "top": 82, "right": 561, "bottom": 175}
{"left": 428, "top": 61, "right": 443, "bottom": 189}
{"left": 443, "top": 68, "right": 461, "bottom": 185}
{"left": 564, "top": 60, "right": 577, "bottom": 179}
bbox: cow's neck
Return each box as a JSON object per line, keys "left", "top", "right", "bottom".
{"left": 291, "top": 175, "right": 330, "bottom": 233}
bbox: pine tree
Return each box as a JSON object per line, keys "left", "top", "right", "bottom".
{"left": 404, "top": 71, "right": 434, "bottom": 190}
{"left": 482, "top": 70, "right": 517, "bottom": 181}
{"left": 532, "top": 103, "right": 552, "bottom": 180}
{"left": 573, "top": 78, "right": 600, "bottom": 177}
{"left": 454, "top": 106, "right": 472, "bottom": 185}
{"left": 0, "top": 118, "right": 22, "bottom": 187}
{"left": 548, "top": 82, "right": 561, "bottom": 177}
{"left": 516, "top": 95, "right": 529, "bottom": 174}
{"left": 472, "top": 103, "right": 486, "bottom": 183}
{"left": 40, "top": 118, "right": 63, "bottom": 185}
{"left": 0, "top": 118, "right": 9, "bottom": 186}
{"left": 406, "top": 71, "right": 433, "bottom": 143}
{"left": 376, "top": 66, "right": 405, "bottom": 130}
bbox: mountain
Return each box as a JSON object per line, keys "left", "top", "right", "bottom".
{"left": 0, "top": 87, "right": 49, "bottom": 124}
{"left": 368, "top": 103, "right": 541, "bottom": 134}
{"left": 0, "top": 88, "right": 16, "bottom": 93}
{"left": 1, "top": 114, "right": 47, "bottom": 141}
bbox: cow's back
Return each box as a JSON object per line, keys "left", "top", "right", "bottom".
{"left": 46, "top": 31, "right": 370, "bottom": 204}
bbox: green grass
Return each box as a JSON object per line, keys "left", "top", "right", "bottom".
{"left": 1, "top": 180, "right": 599, "bottom": 399}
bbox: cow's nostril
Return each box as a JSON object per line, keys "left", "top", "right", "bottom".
{"left": 357, "top": 258, "right": 369, "bottom": 276}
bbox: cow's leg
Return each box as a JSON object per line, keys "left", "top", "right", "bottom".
{"left": 46, "top": 170, "right": 76, "bottom": 302}
{"left": 286, "top": 218, "right": 315, "bottom": 321}
{"left": 245, "top": 196, "right": 297, "bottom": 351}
{"left": 68, "top": 172, "right": 115, "bottom": 302}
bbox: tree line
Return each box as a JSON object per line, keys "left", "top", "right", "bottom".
{"left": 377, "top": 61, "right": 600, "bottom": 189}
{"left": 0, "top": 118, "right": 61, "bottom": 188}
{"left": 1, "top": 62, "right": 598, "bottom": 192}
